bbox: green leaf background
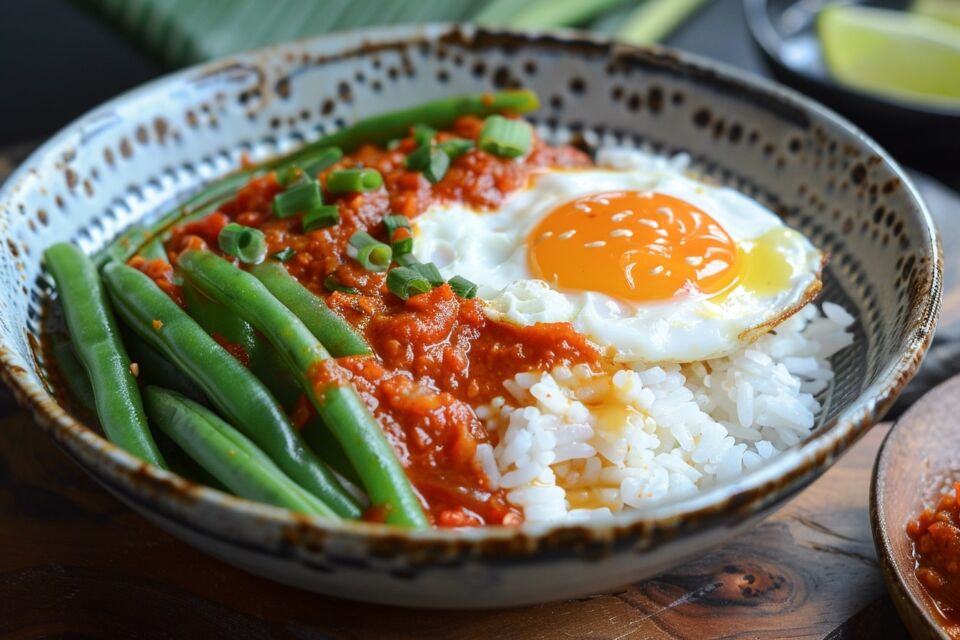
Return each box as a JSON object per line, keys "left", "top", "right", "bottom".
{"left": 74, "top": 0, "right": 707, "bottom": 68}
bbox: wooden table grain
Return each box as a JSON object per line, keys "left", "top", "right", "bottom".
{"left": 0, "top": 410, "right": 906, "bottom": 639}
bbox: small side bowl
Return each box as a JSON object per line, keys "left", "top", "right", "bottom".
{"left": 872, "top": 374, "right": 960, "bottom": 639}
{"left": 0, "top": 24, "right": 941, "bottom": 607}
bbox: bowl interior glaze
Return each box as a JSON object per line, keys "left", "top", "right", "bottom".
{"left": 0, "top": 24, "right": 940, "bottom": 597}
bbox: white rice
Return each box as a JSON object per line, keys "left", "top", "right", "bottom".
{"left": 475, "top": 302, "right": 855, "bottom": 524}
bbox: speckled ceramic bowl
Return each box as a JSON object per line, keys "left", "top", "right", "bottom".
{"left": 0, "top": 24, "right": 940, "bottom": 608}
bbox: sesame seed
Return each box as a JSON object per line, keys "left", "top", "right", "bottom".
{"left": 152, "top": 319, "right": 163, "bottom": 331}
{"left": 638, "top": 219, "right": 659, "bottom": 228}
{"left": 655, "top": 228, "right": 669, "bottom": 237}
{"left": 610, "top": 229, "right": 633, "bottom": 238}
{"left": 129, "top": 362, "right": 139, "bottom": 377}
{"left": 658, "top": 207, "right": 673, "bottom": 216}
{"left": 539, "top": 231, "right": 554, "bottom": 241}
{"left": 650, "top": 265, "right": 665, "bottom": 275}
{"left": 574, "top": 203, "right": 592, "bottom": 213}
{"left": 685, "top": 256, "right": 703, "bottom": 266}
{"left": 596, "top": 197, "right": 610, "bottom": 206}
{"left": 584, "top": 240, "right": 606, "bottom": 248}
{"left": 559, "top": 230, "right": 577, "bottom": 240}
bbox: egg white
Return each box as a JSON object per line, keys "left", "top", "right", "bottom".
{"left": 411, "top": 148, "right": 822, "bottom": 364}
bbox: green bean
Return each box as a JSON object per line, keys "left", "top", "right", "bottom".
{"left": 250, "top": 261, "right": 370, "bottom": 357}
{"left": 282, "top": 90, "right": 540, "bottom": 163}
{"left": 48, "top": 333, "right": 96, "bottom": 412}
{"left": 182, "top": 282, "right": 298, "bottom": 409}
{"left": 119, "top": 325, "right": 206, "bottom": 405}
{"left": 44, "top": 243, "right": 166, "bottom": 467}
{"left": 301, "top": 419, "right": 362, "bottom": 487}
{"left": 138, "top": 237, "right": 169, "bottom": 263}
{"left": 183, "top": 280, "right": 360, "bottom": 483}
{"left": 179, "top": 250, "right": 427, "bottom": 528}
{"left": 49, "top": 332, "right": 223, "bottom": 489}
{"left": 101, "top": 261, "right": 359, "bottom": 519}
{"left": 144, "top": 387, "right": 335, "bottom": 517}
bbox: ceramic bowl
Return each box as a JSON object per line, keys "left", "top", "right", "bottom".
{"left": 0, "top": 24, "right": 940, "bottom": 608}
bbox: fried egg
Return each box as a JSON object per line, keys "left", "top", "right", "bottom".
{"left": 411, "top": 148, "right": 823, "bottom": 363}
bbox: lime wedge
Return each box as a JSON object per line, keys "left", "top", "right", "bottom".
{"left": 817, "top": 4, "right": 960, "bottom": 109}
{"left": 913, "top": 0, "right": 960, "bottom": 28}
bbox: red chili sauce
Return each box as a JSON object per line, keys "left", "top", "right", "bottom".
{"left": 147, "top": 116, "right": 597, "bottom": 527}
{"left": 908, "top": 483, "right": 960, "bottom": 632}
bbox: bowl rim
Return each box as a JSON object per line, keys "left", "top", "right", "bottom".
{"left": 0, "top": 22, "right": 943, "bottom": 555}
{"left": 871, "top": 376, "right": 958, "bottom": 640}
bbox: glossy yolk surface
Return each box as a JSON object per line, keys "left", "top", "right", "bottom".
{"left": 527, "top": 191, "right": 740, "bottom": 302}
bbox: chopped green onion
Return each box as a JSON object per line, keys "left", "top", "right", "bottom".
{"left": 384, "top": 215, "right": 414, "bottom": 257}
{"left": 478, "top": 115, "right": 533, "bottom": 159}
{"left": 439, "top": 138, "right": 475, "bottom": 160}
{"left": 347, "top": 231, "right": 392, "bottom": 272}
{"left": 383, "top": 215, "right": 412, "bottom": 236}
{"left": 391, "top": 236, "right": 413, "bottom": 257}
{"left": 405, "top": 144, "right": 431, "bottom": 171}
{"left": 410, "top": 261, "right": 444, "bottom": 287}
{"left": 323, "top": 274, "right": 360, "bottom": 295}
{"left": 327, "top": 168, "right": 383, "bottom": 193}
{"left": 299, "top": 146, "right": 343, "bottom": 177}
{"left": 273, "top": 180, "right": 322, "bottom": 218}
{"left": 448, "top": 275, "right": 478, "bottom": 299}
{"left": 277, "top": 165, "right": 305, "bottom": 187}
{"left": 302, "top": 205, "right": 340, "bottom": 232}
{"left": 270, "top": 247, "right": 296, "bottom": 262}
{"left": 405, "top": 144, "right": 449, "bottom": 183}
{"left": 387, "top": 266, "right": 432, "bottom": 300}
{"left": 275, "top": 147, "right": 342, "bottom": 182}
{"left": 218, "top": 223, "right": 267, "bottom": 264}
{"left": 395, "top": 252, "right": 419, "bottom": 267}
{"left": 425, "top": 147, "right": 450, "bottom": 183}
{"left": 412, "top": 123, "right": 436, "bottom": 146}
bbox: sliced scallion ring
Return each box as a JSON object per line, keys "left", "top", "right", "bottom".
{"left": 387, "top": 266, "right": 432, "bottom": 300}
{"left": 448, "top": 275, "right": 478, "bottom": 299}
{"left": 326, "top": 168, "right": 383, "bottom": 193}
{"left": 347, "top": 231, "right": 392, "bottom": 272}
{"left": 302, "top": 205, "right": 340, "bottom": 232}
{"left": 383, "top": 215, "right": 412, "bottom": 236}
{"left": 439, "top": 138, "right": 474, "bottom": 160}
{"left": 218, "top": 223, "right": 268, "bottom": 264}
{"left": 412, "top": 123, "right": 436, "bottom": 146}
{"left": 478, "top": 115, "right": 533, "bottom": 159}
{"left": 273, "top": 179, "right": 322, "bottom": 218}
{"left": 410, "top": 261, "right": 444, "bottom": 287}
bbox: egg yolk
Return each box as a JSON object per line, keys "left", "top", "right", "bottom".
{"left": 527, "top": 191, "right": 740, "bottom": 302}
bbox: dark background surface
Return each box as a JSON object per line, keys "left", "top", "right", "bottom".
{"left": 0, "top": 0, "right": 764, "bottom": 146}
{"left": 2, "top": 0, "right": 957, "bottom": 192}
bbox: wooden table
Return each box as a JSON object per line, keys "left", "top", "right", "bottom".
{"left": 0, "top": 411, "right": 905, "bottom": 639}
